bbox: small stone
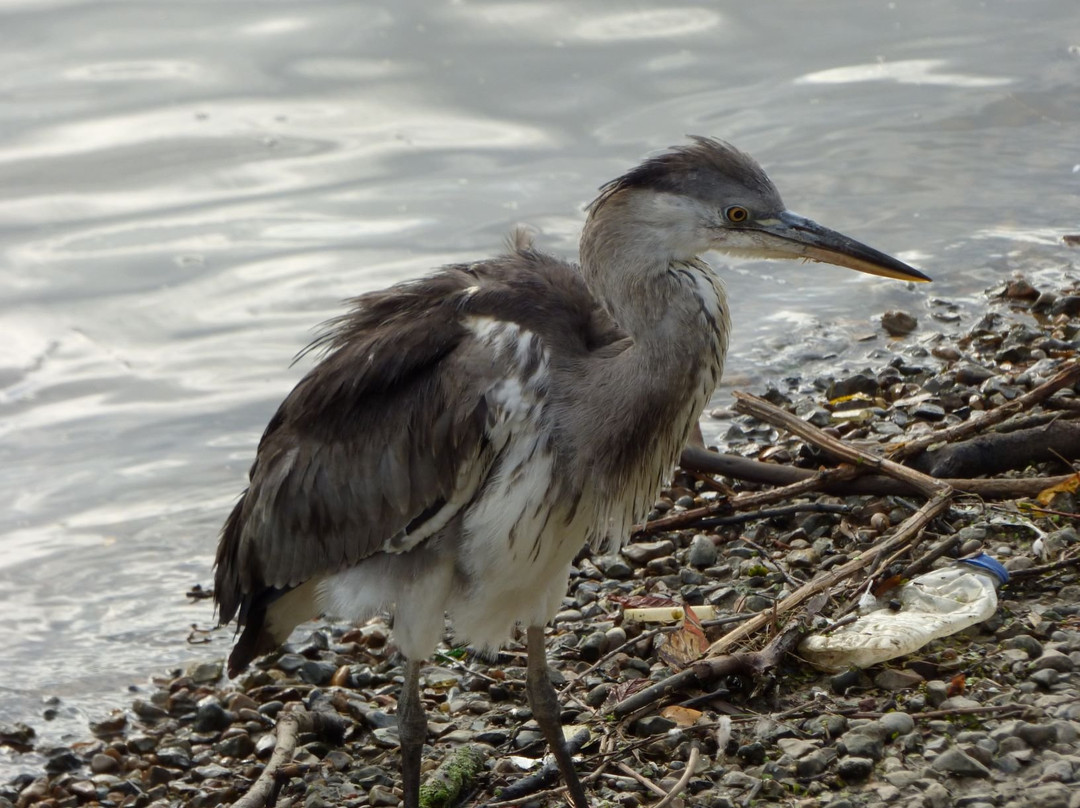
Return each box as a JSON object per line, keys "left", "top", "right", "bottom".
{"left": 913, "top": 402, "right": 946, "bottom": 421}
{"left": 1039, "top": 759, "right": 1074, "bottom": 783}
{"left": 879, "top": 712, "right": 916, "bottom": 738}
{"left": 147, "top": 765, "right": 178, "bottom": 786}
{"left": 274, "top": 653, "right": 306, "bottom": 673}
{"left": 90, "top": 753, "right": 119, "bottom": 774}
{"left": 1050, "top": 295, "right": 1080, "bottom": 317}
{"left": 68, "top": 780, "right": 98, "bottom": 800}
{"left": 156, "top": 746, "right": 193, "bottom": 769}
{"left": 578, "top": 631, "right": 608, "bottom": 663}
{"left": 214, "top": 733, "right": 255, "bottom": 759}
{"left": 193, "top": 763, "right": 232, "bottom": 780}
{"left": 922, "top": 781, "right": 951, "bottom": 808}
{"left": 736, "top": 742, "right": 766, "bottom": 765}
{"left": 194, "top": 699, "right": 233, "bottom": 733}
{"left": 882, "top": 311, "right": 918, "bottom": 336}
{"left": 796, "top": 749, "right": 833, "bottom": 777}
{"left": 127, "top": 733, "right": 157, "bottom": 754}
{"left": 802, "top": 406, "right": 833, "bottom": 427}
{"left": 258, "top": 700, "right": 285, "bottom": 718}
{"left": 594, "top": 555, "right": 632, "bottom": 579}
{"left": 1003, "top": 634, "right": 1044, "bottom": 659}
{"left": 1015, "top": 722, "right": 1058, "bottom": 748}
{"left": 1031, "top": 649, "right": 1075, "bottom": 672}
{"left": 369, "top": 786, "right": 399, "bottom": 807}
{"left": 89, "top": 713, "right": 127, "bottom": 737}
{"left": 840, "top": 732, "right": 884, "bottom": 761}
{"left": 132, "top": 699, "right": 169, "bottom": 721}
{"left": 45, "top": 749, "right": 81, "bottom": 774}
{"left": 954, "top": 365, "right": 995, "bottom": 385}
{"left": 299, "top": 660, "right": 337, "bottom": 685}
{"left": 777, "top": 738, "right": 819, "bottom": 759}
{"left": 828, "top": 373, "right": 880, "bottom": 399}
{"left": 874, "top": 669, "right": 924, "bottom": 691}
{"left": 1030, "top": 669, "right": 1060, "bottom": 689}
{"left": 925, "top": 680, "right": 949, "bottom": 707}
{"left": 186, "top": 660, "right": 224, "bottom": 684}
{"left": 512, "top": 729, "right": 542, "bottom": 748}
{"left": 837, "top": 756, "right": 874, "bottom": 781}
{"left": 932, "top": 747, "right": 990, "bottom": 777}
{"left": 786, "top": 547, "right": 820, "bottom": 569}
{"left": 632, "top": 715, "right": 676, "bottom": 737}
{"left": 830, "top": 669, "right": 864, "bottom": 695}
{"left": 622, "top": 540, "right": 675, "bottom": 565}
{"left": 688, "top": 534, "right": 717, "bottom": 568}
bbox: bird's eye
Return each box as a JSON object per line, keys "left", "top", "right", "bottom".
{"left": 725, "top": 206, "right": 749, "bottom": 224}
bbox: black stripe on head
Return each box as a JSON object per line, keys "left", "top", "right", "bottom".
{"left": 588, "top": 136, "right": 781, "bottom": 214}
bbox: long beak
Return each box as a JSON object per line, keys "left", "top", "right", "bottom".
{"left": 753, "top": 210, "right": 931, "bottom": 282}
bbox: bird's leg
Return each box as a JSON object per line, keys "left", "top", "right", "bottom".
{"left": 525, "top": 625, "right": 589, "bottom": 808}
{"left": 398, "top": 658, "right": 427, "bottom": 808}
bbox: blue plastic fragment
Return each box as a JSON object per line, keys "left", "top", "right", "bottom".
{"left": 960, "top": 552, "right": 1010, "bottom": 585}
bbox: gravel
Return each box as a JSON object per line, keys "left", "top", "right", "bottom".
{"left": 3, "top": 273, "right": 1080, "bottom": 808}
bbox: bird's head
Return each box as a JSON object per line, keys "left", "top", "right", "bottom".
{"left": 586, "top": 136, "right": 930, "bottom": 283}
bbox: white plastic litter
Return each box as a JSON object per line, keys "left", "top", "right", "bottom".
{"left": 799, "top": 553, "right": 1009, "bottom": 672}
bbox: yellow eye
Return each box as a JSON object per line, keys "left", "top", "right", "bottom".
{"left": 725, "top": 206, "right": 749, "bottom": 224}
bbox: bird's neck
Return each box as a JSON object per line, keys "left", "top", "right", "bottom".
{"left": 570, "top": 209, "right": 731, "bottom": 549}
{"left": 580, "top": 205, "right": 730, "bottom": 368}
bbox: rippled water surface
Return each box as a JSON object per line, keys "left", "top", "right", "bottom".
{"left": 2, "top": 0, "right": 1078, "bottom": 777}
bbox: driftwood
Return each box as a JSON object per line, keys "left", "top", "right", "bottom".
{"left": 732, "top": 392, "right": 951, "bottom": 498}
{"left": 909, "top": 419, "right": 1080, "bottom": 478}
{"left": 233, "top": 709, "right": 349, "bottom": 808}
{"left": 887, "top": 361, "right": 1080, "bottom": 462}
{"left": 678, "top": 446, "right": 1077, "bottom": 500}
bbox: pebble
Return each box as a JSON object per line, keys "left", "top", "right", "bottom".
{"left": 7, "top": 282, "right": 1080, "bottom": 808}
{"left": 688, "top": 534, "right": 717, "bottom": 568}
{"left": 882, "top": 310, "right": 918, "bottom": 336}
{"left": 874, "top": 669, "right": 924, "bottom": 691}
{"left": 932, "top": 747, "right": 991, "bottom": 777}
{"left": 622, "top": 540, "right": 675, "bottom": 564}
{"left": 836, "top": 756, "right": 875, "bottom": 780}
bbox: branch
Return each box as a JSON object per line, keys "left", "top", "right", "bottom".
{"left": 705, "top": 490, "right": 953, "bottom": 655}
{"left": 888, "top": 361, "right": 1080, "bottom": 462}
{"left": 611, "top": 593, "right": 827, "bottom": 718}
{"left": 233, "top": 710, "right": 349, "bottom": 808}
{"left": 732, "top": 392, "right": 950, "bottom": 498}
{"left": 679, "top": 446, "right": 1077, "bottom": 499}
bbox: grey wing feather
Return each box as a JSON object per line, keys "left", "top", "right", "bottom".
{"left": 213, "top": 243, "right": 627, "bottom": 632}
{"left": 214, "top": 270, "right": 495, "bottom": 626}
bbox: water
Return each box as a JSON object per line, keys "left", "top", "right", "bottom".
{"left": 1, "top": 0, "right": 1077, "bottom": 778}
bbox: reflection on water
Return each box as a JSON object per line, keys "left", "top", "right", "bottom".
{"left": 2, "top": 0, "right": 1078, "bottom": 779}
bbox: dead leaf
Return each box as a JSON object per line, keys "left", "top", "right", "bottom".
{"left": 1036, "top": 473, "right": 1080, "bottom": 506}
{"left": 658, "top": 604, "right": 708, "bottom": 669}
{"left": 660, "top": 705, "right": 703, "bottom": 727}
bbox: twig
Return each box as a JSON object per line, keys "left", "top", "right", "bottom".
{"left": 679, "top": 446, "right": 1076, "bottom": 499}
{"left": 696, "top": 503, "right": 851, "bottom": 528}
{"left": 612, "top": 593, "right": 827, "bottom": 718}
{"left": 706, "top": 491, "right": 952, "bottom": 655}
{"left": 887, "top": 361, "right": 1080, "bottom": 462}
{"left": 233, "top": 709, "right": 349, "bottom": 808}
{"left": 733, "top": 392, "right": 950, "bottom": 498}
{"left": 1006, "top": 548, "right": 1080, "bottom": 580}
{"left": 614, "top": 763, "right": 667, "bottom": 797}
{"left": 651, "top": 745, "right": 700, "bottom": 808}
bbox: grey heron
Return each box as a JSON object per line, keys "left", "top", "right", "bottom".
{"left": 214, "top": 137, "right": 928, "bottom": 807}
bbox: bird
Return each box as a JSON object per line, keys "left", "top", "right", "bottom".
{"left": 213, "top": 137, "right": 929, "bottom": 808}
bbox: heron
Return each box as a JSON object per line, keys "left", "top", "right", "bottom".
{"left": 214, "top": 137, "right": 929, "bottom": 808}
